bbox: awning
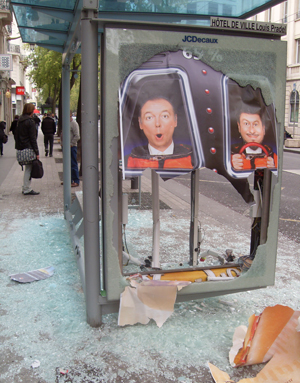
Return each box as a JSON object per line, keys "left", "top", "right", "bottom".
{"left": 10, "top": 0, "right": 285, "bottom": 56}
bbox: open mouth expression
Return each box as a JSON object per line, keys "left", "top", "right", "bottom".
{"left": 139, "top": 99, "right": 177, "bottom": 152}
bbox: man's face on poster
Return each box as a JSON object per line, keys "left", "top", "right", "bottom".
{"left": 238, "top": 113, "right": 265, "bottom": 146}
{"left": 138, "top": 98, "right": 177, "bottom": 152}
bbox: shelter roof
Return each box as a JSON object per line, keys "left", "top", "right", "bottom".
{"left": 10, "top": 0, "right": 285, "bottom": 56}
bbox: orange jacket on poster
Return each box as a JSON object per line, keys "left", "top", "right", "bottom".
{"left": 231, "top": 143, "right": 277, "bottom": 171}
{"left": 127, "top": 143, "right": 194, "bottom": 170}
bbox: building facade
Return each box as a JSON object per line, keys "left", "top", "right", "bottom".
{"left": 9, "top": 15, "right": 39, "bottom": 117}
{"left": 0, "top": 0, "right": 13, "bottom": 129}
{"left": 0, "top": 2, "right": 36, "bottom": 133}
{"left": 252, "top": 0, "right": 300, "bottom": 146}
{"left": 8, "top": 16, "right": 26, "bottom": 119}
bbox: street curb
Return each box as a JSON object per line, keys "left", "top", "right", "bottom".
{"left": 283, "top": 147, "right": 300, "bottom": 154}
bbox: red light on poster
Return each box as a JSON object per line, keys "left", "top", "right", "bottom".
{"left": 16, "top": 86, "right": 25, "bottom": 95}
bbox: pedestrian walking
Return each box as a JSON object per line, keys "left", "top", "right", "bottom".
{"left": 15, "top": 103, "right": 40, "bottom": 195}
{"left": 70, "top": 111, "right": 80, "bottom": 187}
{"left": 32, "top": 113, "right": 41, "bottom": 138}
{"left": 0, "top": 121, "right": 7, "bottom": 156}
{"left": 10, "top": 115, "right": 19, "bottom": 136}
{"left": 41, "top": 113, "right": 56, "bottom": 157}
{"left": 51, "top": 113, "right": 58, "bottom": 128}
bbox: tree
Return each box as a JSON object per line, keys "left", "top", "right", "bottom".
{"left": 27, "top": 46, "right": 81, "bottom": 134}
{"left": 70, "top": 77, "right": 80, "bottom": 111}
{"left": 27, "top": 47, "right": 62, "bottom": 111}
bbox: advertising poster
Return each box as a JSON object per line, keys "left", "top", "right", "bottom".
{"left": 102, "top": 26, "right": 286, "bottom": 301}
{"left": 226, "top": 79, "right": 278, "bottom": 178}
{"left": 115, "top": 30, "right": 285, "bottom": 202}
{"left": 119, "top": 65, "right": 204, "bottom": 178}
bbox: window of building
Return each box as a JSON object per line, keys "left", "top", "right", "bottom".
{"left": 268, "top": 8, "right": 272, "bottom": 22}
{"left": 298, "top": 0, "right": 300, "bottom": 19}
{"left": 297, "top": 40, "right": 300, "bottom": 64}
{"left": 283, "top": 1, "right": 288, "bottom": 23}
{"left": 290, "top": 89, "right": 299, "bottom": 123}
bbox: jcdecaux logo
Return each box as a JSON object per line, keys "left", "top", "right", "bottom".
{"left": 182, "top": 35, "right": 218, "bottom": 43}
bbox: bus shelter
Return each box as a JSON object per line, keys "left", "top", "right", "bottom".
{"left": 10, "top": 0, "right": 287, "bottom": 327}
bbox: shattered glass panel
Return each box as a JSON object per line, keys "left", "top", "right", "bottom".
{"left": 122, "top": 169, "right": 251, "bottom": 277}
{"left": 1, "top": 214, "right": 299, "bottom": 382}
{"left": 104, "top": 27, "right": 286, "bottom": 297}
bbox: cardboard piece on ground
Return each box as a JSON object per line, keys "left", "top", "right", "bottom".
{"left": 232, "top": 305, "right": 296, "bottom": 367}
{"left": 118, "top": 279, "right": 190, "bottom": 327}
{"left": 208, "top": 362, "right": 234, "bottom": 383}
{"left": 10, "top": 266, "right": 54, "bottom": 283}
{"left": 209, "top": 305, "right": 300, "bottom": 383}
{"left": 229, "top": 325, "right": 247, "bottom": 366}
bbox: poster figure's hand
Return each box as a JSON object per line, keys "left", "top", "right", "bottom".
{"left": 266, "top": 156, "right": 275, "bottom": 168}
{"left": 232, "top": 153, "right": 244, "bottom": 170}
{"left": 37, "top": 155, "right": 40, "bottom": 160}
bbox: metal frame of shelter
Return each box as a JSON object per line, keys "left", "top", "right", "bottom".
{"left": 10, "top": 0, "right": 286, "bottom": 327}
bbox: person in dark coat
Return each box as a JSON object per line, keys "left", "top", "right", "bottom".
{"left": 10, "top": 115, "right": 19, "bottom": 136}
{"left": 0, "top": 121, "right": 7, "bottom": 156}
{"left": 0, "top": 121, "right": 6, "bottom": 156}
{"left": 15, "top": 103, "right": 40, "bottom": 195}
{"left": 41, "top": 113, "right": 56, "bottom": 157}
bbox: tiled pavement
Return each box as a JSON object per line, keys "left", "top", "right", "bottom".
{"left": 0, "top": 133, "right": 82, "bottom": 219}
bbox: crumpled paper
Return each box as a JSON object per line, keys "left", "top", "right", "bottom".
{"left": 118, "top": 278, "right": 191, "bottom": 327}
{"left": 209, "top": 305, "right": 300, "bottom": 383}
